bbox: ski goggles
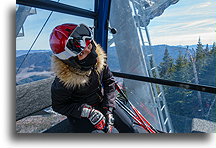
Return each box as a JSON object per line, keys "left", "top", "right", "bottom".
{"left": 65, "top": 24, "right": 93, "bottom": 56}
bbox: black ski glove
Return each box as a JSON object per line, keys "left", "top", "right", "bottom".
{"left": 81, "top": 104, "right": 106, "bottom": 130}
{"left": 104, "top": 107, "right": 115, "bottom": 133}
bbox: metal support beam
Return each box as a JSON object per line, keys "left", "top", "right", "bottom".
{"left": 94, "top": 0, "right": 111, "bottom": 53}
{"left": 16, "top": 0, "right": 97, "bottom": 19}
{"left": 16, "top": 5, "right": 32, "bottom": 37}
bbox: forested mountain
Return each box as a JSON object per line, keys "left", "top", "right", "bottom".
{"left": 158, "top": 41, "right": 216, "bottom": 122}
{"left": 16, "top": 50, "right": 50, "bottom": 57}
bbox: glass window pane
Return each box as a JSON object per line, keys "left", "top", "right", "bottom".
{"left": 51, "top": 0, "right": 95, "bottom": 11}
{"left": 16, "top": 5, "right": 94, "bottom": 85}
{"left": 108, "top": 0, "right": 215, "bottom": 133}
{"left": 163, "top": 85, "right": 216, "bottom": 133}
{"left": 147, "top": 0, "right": 216, "bottom": 87}
{"left": 115, "top": 77, "right": 216, "bottom": 133}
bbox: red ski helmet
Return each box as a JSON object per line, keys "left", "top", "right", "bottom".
{"left": 49, "top": 23, "right": 93, "bottom": 60}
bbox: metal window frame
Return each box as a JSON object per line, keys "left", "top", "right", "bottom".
{"left": 16, "top": 0, "right": 111, "bottom": 52}
{"left": 16, "top": 0, "right": 97, "bottom": 19}
{"left": 112, "top": 72, "right": 216, "bottom": 94}
{"left": 94, "top": 0, "right": 111, "bottom": 53}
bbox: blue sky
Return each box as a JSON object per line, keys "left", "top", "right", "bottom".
{"left": 16, "top": 0, "right": 94, "bottom": 50}
{"left": 16, "top": 0, "right": 216, "bottom": 50}
{"left": 148, "top": 0, "right": 216, "bottom": 45}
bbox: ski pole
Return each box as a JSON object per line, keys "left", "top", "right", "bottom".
{"left": 115, "top": 98, "right": 151, "bottom": 133}
{"left": 131, "top": 104, "right": 157, "bottom": 133}
{"left": 115, "top": 82, "right": 161, "bottom": 133}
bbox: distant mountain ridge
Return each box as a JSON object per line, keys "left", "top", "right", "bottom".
{"left": 149, "top": 45, "right": 187, "bottom": 64}
{"left": 107, "top": 44, "right": 188, "bottom": 71}
{"left": 16, "top": 45, "right": 194, "bottom": 85}
{"left": 16, "top": 50, "right": 50, "bottom": 57}
{"left": 16, "top": 51, "right": 53, "bottom": 85}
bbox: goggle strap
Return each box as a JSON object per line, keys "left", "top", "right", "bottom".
{"left": 54, "top": 49, "right": 76, "bottom": 60}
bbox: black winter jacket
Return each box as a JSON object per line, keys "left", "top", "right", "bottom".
{"left": 51, "top": 45, "right": 116, "bottom": 118}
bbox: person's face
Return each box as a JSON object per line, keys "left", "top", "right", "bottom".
{"left": 77, "top": 43, "right": 93, "bottom": 60}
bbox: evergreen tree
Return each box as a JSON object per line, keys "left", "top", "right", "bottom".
{"left": 195, "top": 37, "right": 205, "bottom": 60}
{"left": 158, "top": 41, "right": 216, "bottom": 121}
{"left": 195, "top": 38, "right": 208, "bottom": 81}
{"left": 187, "top": 47, "right": 203, "bottom": 116}
{"left": 210, "top": 42, "right": 216, "bottom": 55}
{"left": 199, "top": 42, "right": 216, "bottom": 121}
{"left": 198, "top": 42, "right": 215, "bottom": 87}
{"left": 149, "top": 56, "right": 157, "bottom": 78}
{"left": 204, "top": 44, "right": 209, "bottom": 55}
{"left": 161, "top": 49, "right": 195, "bottom": 117}
{"left": 159, "top": 46, "right": 175, "bottom": 79}
{"left": 173, "top": 51, "right": 191, "bottom": 82}
{"left": 203, "top": 44, "right": 211, "bottom": 65}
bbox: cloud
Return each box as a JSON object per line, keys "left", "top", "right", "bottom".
{"left": 181, "top": 19, "right": 215, "bottom": 28}
{"left": 149, "top": 18, "right": 215, "bottom": 37}
{"left": 192, "top": 2, "right": 212, "bottom": 9}
{"left": 153, "top": 1, "right": 215, "bottom": 20}
{"left": 148, "top": 0, "right": 216, "bottom": 45}
{"left": 150, "top": 31, "right": 216, "bottom": 46}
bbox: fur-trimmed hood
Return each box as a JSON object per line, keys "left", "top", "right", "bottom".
{"left": 52, "top": 43, "right": 107, "bottom": 89}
